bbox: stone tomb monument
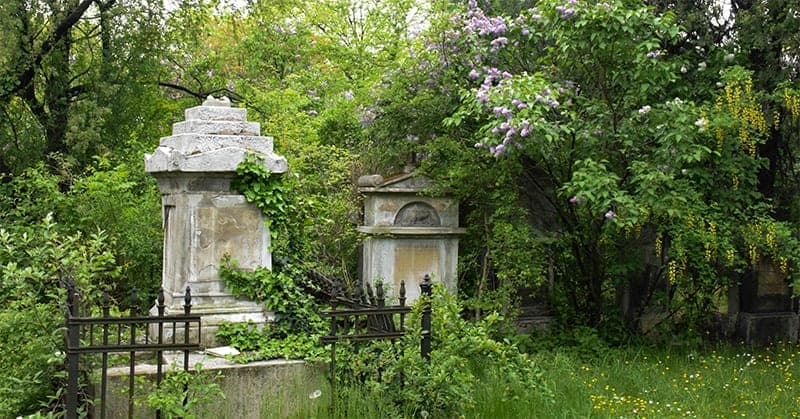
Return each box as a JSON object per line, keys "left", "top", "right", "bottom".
{"left": 145, "top": 96, "right": 287, "bottom": 346}
{"left": 731, "top": 258, "right": 799, "bottom": 345}
{"left": 358, "top": 173, "right": 464, "bottom": 303}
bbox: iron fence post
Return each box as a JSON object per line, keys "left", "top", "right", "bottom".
{"left": 128, "top": 287, "right": 138, "bottom": 419}
{"left": 376, "top": 280, "right": 385, "bottom": 307}
{"left": 420, "top": 274, "right": 432, "bottom": 363}
{"left": 183, "top": 286, "right": 192, "bottom": 411}
{"left": 328, "top": 282, "right": 338, "bottom": 415}
{"left": 66, "top": 279, "right": 79, "bottom": 419}
{"left": 156, "top": 288, "right": 165, "bottom": 419}
{"left": 101, "top": 290, "right": 110, "bottom": 419}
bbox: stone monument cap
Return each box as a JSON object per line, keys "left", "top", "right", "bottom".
{"left": 203, "top": 95, "right": 231, "bottom": 107}
{"left": 357, "top": 174, "right": 384, "bottom": 187}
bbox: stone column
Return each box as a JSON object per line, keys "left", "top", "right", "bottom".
{"left": 145, "top": 96, "right": 287, "bottom": 347}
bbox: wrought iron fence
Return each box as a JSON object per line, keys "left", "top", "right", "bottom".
{"left": 64, "top": 279, "right": 201, "bottom": 419}
{"left": 320, "top": 274, "right": 433, "bottom": 394}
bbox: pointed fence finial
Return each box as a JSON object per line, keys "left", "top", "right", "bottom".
{"left": 102, "top": 288, "right": 110, "bottom": 316}
{"left": 184, "top": 286, "right": 192, "bottom": 314}
{"left": 157, "top": 287, "right": 166, "bottom": 316}
{"left": 376, "top": 280, "right": 385, "bottom": 307}
{"left": 330, "top": 281, "right": 338, "bottom": 307}
{"left": 66, "top": 276, "right": 78, "bottom": 317}
{"left": 365, "top": 282, "right": 376, "bottom": 306}
{"left": 420, "top": 274, "right": 432, "bottom": 296}
{"left": 399, "top": 280, "right": 406, "bottom": 307}
{"left": 130, "top": 286, "right": 139, "bottom": 316}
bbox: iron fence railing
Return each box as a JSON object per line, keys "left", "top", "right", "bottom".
{"left": 64, "top": 279, "right": 200, "bottom": 419}
{"left": 320, "top": 274, "right": 433, "bottom": 395}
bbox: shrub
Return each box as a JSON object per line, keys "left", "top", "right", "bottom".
{"left": 0, "top": 215, "right": 117, "bottom": 416}
{"left": 333, "top": 285, "right": 552, "bottom": 417}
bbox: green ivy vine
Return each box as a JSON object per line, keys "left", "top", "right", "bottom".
{"left": 230, "top": 154, "right": 293, "bottom": 239}
{"left": 218, "top": 154, "right": 326, "bottom": 360}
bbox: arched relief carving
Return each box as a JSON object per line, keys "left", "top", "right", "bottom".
{"left": 394, "top": 202, "right": 440, "bottom": 227}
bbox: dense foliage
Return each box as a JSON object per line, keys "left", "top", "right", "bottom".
{"left": 332, "top": 285, "right": 551, "bottom": 417}
{"left": 369, "top": 0, "right": 800, "bottom": 338}
{"left": 3, "top": 0, "right": 800, "bottom": 415}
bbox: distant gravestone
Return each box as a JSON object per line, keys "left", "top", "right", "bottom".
{"left": 144, "top": 96, "right": 287, "bottom": 347}
{"left": 358, "top": 173, "right": 464, "bottom": 302}
{"left": 733, "top": 258, "right": 798, "bottom": 345}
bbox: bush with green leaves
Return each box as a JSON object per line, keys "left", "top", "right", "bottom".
{"left": 0, "top": 215, "right": 118, "bottom": 417}
{"left": 333, "top": 285, "right": 552, "bottom": 417}
{"left": 404, "top": 0, "right": 800, "bottom": 338}
{"left": 0, "top": 157, "right": 163, "bottom": 308}
{"left": 217, "top": 258, "right": 327, "bottom": 362}
{"left": 135, "top": 363, "right": 225, "bottom": 419}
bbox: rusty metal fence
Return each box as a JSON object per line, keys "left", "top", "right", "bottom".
{"left": 320, "top": 274, "right": 433, "bottom": 394}
{"left": 64, "top": 280, "right": 201, "bottom": 419}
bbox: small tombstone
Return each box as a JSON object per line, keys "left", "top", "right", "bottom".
{"left": 358, "top": 172, "right": 464, "bottom": 303}
{"left": 733, "top": 258, "right": 798, "bottom": 345}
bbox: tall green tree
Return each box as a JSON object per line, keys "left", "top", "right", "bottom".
{"left": 368, "top": 0, "right": 800, "bottom": 336}
{"left": 647, "top": 0, "right": 800, "bottom": 218}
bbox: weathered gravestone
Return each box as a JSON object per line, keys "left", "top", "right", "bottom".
{"left": 145, "top": 96, "right": 287, "bottom": 347}
{"left": 358, "top": 172, "right": 464, "bottom": 303}
{"left": 731, "top": 258, "right": 798, "bottom": 345}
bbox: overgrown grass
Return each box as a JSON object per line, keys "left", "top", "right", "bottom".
{"left": 263, "top": 343, "right": 800, "bottom": 418}
{"left": 535, "top": 343, "right": 800, "bottom": 418}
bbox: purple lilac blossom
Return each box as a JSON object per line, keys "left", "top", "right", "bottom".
{"left": 569, "top": 196, "right": 580, "bottom": 204}
{"left": 490, "top": 37, "right": 509, "bottom": 47}
{"left": 605, "top": 210, "right": 615, "bottom": 219}
{"left": 476, "top": 90, "right": 489, "bottom": 103}
{"left": 465, "top": 10, "right": 508, "bottom": 37}
{"left": 469, "top": 69, "right": 480, "bottom": 80}
{"left": 519, "top": 119, "right": 531, "bottom": 137}
{"left": 555, "top": 6, "right": 576, "bottom": 18}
